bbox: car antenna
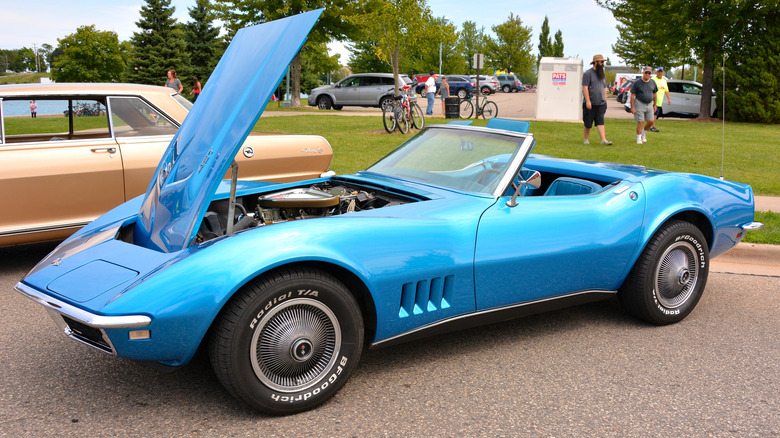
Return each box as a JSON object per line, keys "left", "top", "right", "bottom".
{"left": 720, "top": 54, "right": 726, "bottom": 180}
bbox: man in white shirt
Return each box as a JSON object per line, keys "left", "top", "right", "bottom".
{"left": 425, "top": 72, "right": 437, "bottom": 115}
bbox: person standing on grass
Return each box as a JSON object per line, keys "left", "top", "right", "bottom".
{"left": 425, "top": 72, "right": 437, "bottom": 115}
{"left": 650, "top": 67, "right": 671, "bottom": 132}
{"left": 438, "top": 76, "right": 450, "bottom": 115}
{"left": 582, "top": 54, "right": 612, "bottom": 145}
{"left": 30, "top": 100, "right": 37, "bottom": 118}
{"left": 630, "top": 66, "right": 658, "bottom": 144}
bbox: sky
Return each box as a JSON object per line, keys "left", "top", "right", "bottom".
{"left": 0, "top": 0, "right": 623, "bottom": 66}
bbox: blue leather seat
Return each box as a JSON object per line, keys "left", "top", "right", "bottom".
{"left": 544, "top": 177, "right": 602, "bottom": 196}
{"left": 447, "top": 120, "right": 473, "bottom": 125}
{"left": 486, "top": 118, "right": 530, "bottom": 133}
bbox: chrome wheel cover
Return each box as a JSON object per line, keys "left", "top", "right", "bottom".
{"left": 250, "top": 298, "right": 341, "bottom": 392}
{"left": 654, "top": 241, "right": 700, "bottom": 308}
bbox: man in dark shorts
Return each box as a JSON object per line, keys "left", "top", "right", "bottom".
{"left": 582, "top": 54, "right": 612, "bottom": 145}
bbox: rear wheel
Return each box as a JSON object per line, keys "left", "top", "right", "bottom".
{"left": 317, "top": 96, "right": 333, "bottom": 110}
{"left": 480, "top": 86, "right": 491, "bottom": 95}
{"left": 480, "top": 101, "right": 498, "bottom": 119}
{"left": 619, "top": 220, "right": 709, "bottom": 325}
{"left": 209, "top": 268, "right": 363, "bottom": 415}
{"left": 410, "top": 103, "right": 425, "bottom": 129}
{"left": 379, "top": 96, "right": 394, "bottom": 113}
{"left": 459, "top": 100, "right": 474, "bottom": 119}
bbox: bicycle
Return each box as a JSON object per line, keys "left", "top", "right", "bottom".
{"left": 459, "top": 92, "right": 498, "bottom": 119}
{"left": 383, "top": 88, "right": 424, "bottom": 133}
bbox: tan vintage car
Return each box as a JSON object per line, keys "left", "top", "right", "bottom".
{"left": 0, "top": 83, "right": 333, "bottom": 247}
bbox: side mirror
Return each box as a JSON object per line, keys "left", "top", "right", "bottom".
{"left": 506, "top": 170, "right": 541, "bottom": 207}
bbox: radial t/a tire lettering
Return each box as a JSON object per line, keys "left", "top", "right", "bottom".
{"left": 209, "top": 268, "right": 364, "bottom": 415}
{"left": 619, "top": 220, "right": 709, "bottom": 325}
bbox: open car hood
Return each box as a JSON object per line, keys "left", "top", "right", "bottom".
{"left": 134, "top": 10, "right": 323, "bottom": 252}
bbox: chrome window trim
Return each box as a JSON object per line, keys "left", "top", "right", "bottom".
{"left": 0, "top": 97, "right": 5, "bottom": 144}
{"left": 15, "top": 282, "right": 151, "bottom": 329}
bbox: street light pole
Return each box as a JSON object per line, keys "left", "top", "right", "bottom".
{"left": 439, "top": 16, "right": 450, "bottom": 76}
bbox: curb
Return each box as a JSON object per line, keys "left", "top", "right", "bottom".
{"left": 711, "top": 242, "right": 780, "bottom": 276}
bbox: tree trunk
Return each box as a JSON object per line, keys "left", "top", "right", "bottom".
{"left": 290, "top": 51, "right": 302, "bottom": 108}
{"left": 392, "top": 42, "right": 400, "bottom": 96}
{"left": 698, "top": 45, "right": 715, "bottom": 119}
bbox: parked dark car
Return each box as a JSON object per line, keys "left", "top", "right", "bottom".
{"left": 415, "top": 75, "right": 475, "bottom": 99}
{"left": 497, "top": 74, "right": 523, "bottom": 93}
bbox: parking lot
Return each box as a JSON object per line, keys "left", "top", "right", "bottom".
{"left": 1, "top": 242, "right": 778, "bottom": 436}
{"left": 326, "top": 90, "right": 633, "bottom": 121}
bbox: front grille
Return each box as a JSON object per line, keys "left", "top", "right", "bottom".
{"left": 62, "top": 316, "right": 113, "bottom": 353}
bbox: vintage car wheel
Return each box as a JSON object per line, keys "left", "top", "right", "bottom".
{"left": 209, "top": 268, "right": 364, "bottom": 415}
{"left": 619, "top": 220, "right": 709, "bottom": 325}
{"left": 317, "top": 96, "right": 333, "bottom": 110}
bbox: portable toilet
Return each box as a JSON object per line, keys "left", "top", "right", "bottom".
{"left": 536, "top": 57, "right": 583, "bottom": 121}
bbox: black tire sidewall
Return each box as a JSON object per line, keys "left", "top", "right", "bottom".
{"left": 317, "top": 96, "right": 332, "bottom": 110}
{"left": 624, "top": 221, "right": 709, "bottom": 325}
{"left": 219, "top": 271, "right": 363, "bottom": 414}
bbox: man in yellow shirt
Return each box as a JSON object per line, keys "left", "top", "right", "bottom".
{"left": 650, "top": 67, "right": 672, "bottom": 132}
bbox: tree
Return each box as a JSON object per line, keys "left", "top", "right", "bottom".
{"left": 537, "top": 16, "right": 552, "bottom": 64}
{"left": 300, "top": 41, "right": 341, "bottom": 93}
{"left": 552, "top": 30, "right": 564, "bottom": 57}
{"left": 597, "top": 0, "right": 756, "bottom": 120}
{"left": 211, "top": 0, "right": 361, "bottom": 108}
{"left": 348, "top": 40, "right": 393, "bottom": 74}
{"left": 38, "top": 44, "right": 54, "bottom": 72}
{"left": 127, "top": 0, "right": 190, "bottom": 87}
{"left": 719, "top": 3, "right": 780, "bottom": 123}
{"left": 16, "top": 47, "right": 37, "bottom": 72}
{"left": 459, "top": 21, "right": 490, "bottom": 74}
{"left": 182, "top": 0, "right": 223, "bottom": 86}
{"left": 486, "top": 13, "right": 534, "bottom": 79}
{"left": 350, "top": 0, "right": 435, "bottom": 95}
{"left": 50, "top": 26, "right": 127, "bottom": 82}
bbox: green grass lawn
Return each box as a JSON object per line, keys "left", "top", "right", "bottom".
{"left": 743, "top": 211, "right": 779, "bottom": 244}
{"left": 254, "top": 115, "right": 780, "bottom": 196}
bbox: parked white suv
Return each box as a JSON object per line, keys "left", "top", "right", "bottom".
{"left": 308, "top": 73, "right": 412, "bottom": 110}
{"left": 469, "top": 75, "right": 500, "bottom": 95}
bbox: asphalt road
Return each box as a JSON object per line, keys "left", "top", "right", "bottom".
{"left": 2, "top": 242, "right": 778, "bottom": 437}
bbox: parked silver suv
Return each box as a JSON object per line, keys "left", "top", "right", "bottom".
{"left": 469, "top": 75, "right": 499, "bottom": 95}
{"left": 308, "top": 73, "right": 412, "bottom": 110}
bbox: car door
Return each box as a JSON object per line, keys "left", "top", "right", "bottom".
{"left": 331, "top": 76, "right": 361, "bottom": 106}
{"left": 473, "top": 185, "right": 645, "bottom": 310}
{"left": 0, "top": 97, "right": 124, "bottom": 245}
{"left": 681, "top": 83, "right": 703, "bottom": 115}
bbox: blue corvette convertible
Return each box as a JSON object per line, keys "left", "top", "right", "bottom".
{"left": 16, "top": 11, "right": 762, "bottom": 415}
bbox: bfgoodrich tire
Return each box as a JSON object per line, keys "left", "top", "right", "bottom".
{"left": 619, "top": 220, "right": 709, "bottom": 325}
{"left": 209, "top": 268, "right": 364, "bottom": 415}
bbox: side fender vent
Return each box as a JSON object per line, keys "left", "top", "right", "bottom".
{"left": 399, "top": 275, "right": 454, "bottom": 318}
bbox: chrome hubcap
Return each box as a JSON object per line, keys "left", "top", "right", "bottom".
{"left": 250, "top": 298, "right": 341, "bottom": 392}
{"left": 655, "top": 241, "right": 699, "bottom": 308}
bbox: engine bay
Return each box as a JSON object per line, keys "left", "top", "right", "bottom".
{"left": 196, "top": 180, "right": 418, "bottom": 243}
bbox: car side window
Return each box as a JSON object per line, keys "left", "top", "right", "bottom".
{"left": 682, "top": 84, "right": 702, "bottom": 95}
{"left": 1, "top": 98, "right": 109, "bottom": 144}
{"left": 341, "top": 78, "right": 360, "bottom": 87}
{"left": 109, "top": 96, "right": 178, "bottom": 137}
{"left": 668, "top": 83, "right": 683, "bottom": 93}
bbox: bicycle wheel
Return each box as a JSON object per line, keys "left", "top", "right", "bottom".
{"left": 410, "top": 103, "right": 425, "bottom": 130}
{"left": 382, "top": 106, "right": 397, "bottom": 133}
{"left": 480, "top": 101, "right": 498, "bottom": 119}
{"left": 459, "top": 100, "right": 474, "bottom": 119}
{"left": 397, "top": 109, "right": 410, "bottom": 134}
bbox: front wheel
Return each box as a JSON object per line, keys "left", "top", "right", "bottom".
{"left": 459, "top": 100, "right": 474, "bottom": 119}
{"left": 410, "top": 103, "right": 425, "bottom": 130}
{"left": 209, "top": 268, "right": 364, "bottom": 415}
{"left": 619, "top": 220, "right": 709, "bottom": 325}
{"left": 317, "top": 96, "right": 333, "bottom": 110}
{"left": 480, "top": 101, "right": 498, "bottom": 119}
{"left": 457, "top": 89, "right": 469, "bottom": 99}
{"left": 382, "top": 106, "right": 397, "bottom": 133}
{"left": 502, "top": 85, "right": 511, "bottom": 93}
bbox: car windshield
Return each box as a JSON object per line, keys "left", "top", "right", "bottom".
{"left": 367, "top": 127, "right": 529, "bottom": 195}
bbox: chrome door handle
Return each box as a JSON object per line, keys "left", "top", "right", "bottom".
{"left": 91, "top": 147, "right": 117, "bottom": 154}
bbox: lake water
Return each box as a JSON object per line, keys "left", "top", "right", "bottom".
{"left": 3, "top": 100, "right": 71, "bottom": 117}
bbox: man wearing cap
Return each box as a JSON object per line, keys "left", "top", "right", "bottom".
{"left": 425, "top": 72, "right": 437, "bottom": 115}
{"left": 631, "top": 66, "right": 658, "bottom": 144}
{"left": 650, "top": 67, "right": 672, "bottom": 132}
{"left": 581, "top": 54, "right": 612, "bottom": 145}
